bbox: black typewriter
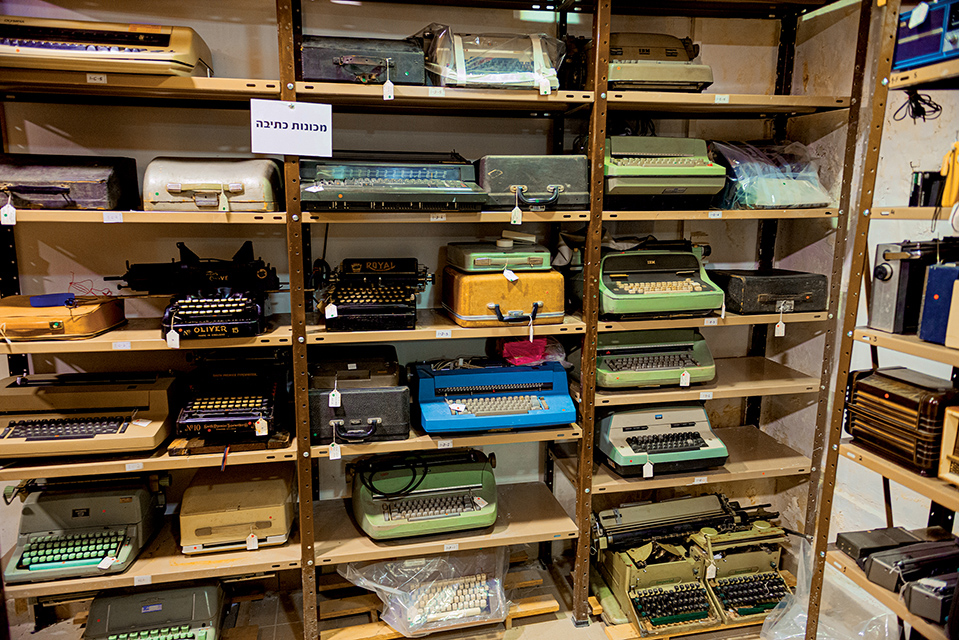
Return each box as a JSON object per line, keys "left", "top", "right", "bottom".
{"left": 177, "top": 384, "right": 276, "bottom": 438}
{"left": 161, "top": 293, "right": 264, "bottom": 340}
{"left": 323, "top": 258, "right": 432, "bottom": 331}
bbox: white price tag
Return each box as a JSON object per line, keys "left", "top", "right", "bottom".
{"left": 538, "top": 77, "right": 551, "bottom": 95}
{"left": 166, "top": 330, "right": 180, "bottom": 349}
{"left": 708, "top": 210, "right": 723, "bottom": 219}
{"left": 437, "top": 439, "right": 454, "bottom": 449}
{"left": 909, "top": 2, "right": 930, "bottom": 28}
{"left": 448, "top": 404, "right": 467, "bottom": 413}
{"left": 704, "top": 318, "right": 718, "bottom": 326}
{"left": 706, "top": 564, "right": 717, "bottom": 579}
{"left": 246, "top": 533, "right": 259, "bottom": 550}
{"left": 474, "top": 497, "right": 489, "bottom": 509}
{"left": 511, "top": 206, "right": 522, "bottom": 225}
{"left": 103, "top": 211, "right": 123, "bottom": 223}
{"left": 428, "top": 87, "right": 446, "bottom": 97}
{"left": 328, "top": 388, "right": 341, "bottom": 408}
{"left": 125, "top": 462, "right": 144, "bottom": 471}
{"left": 1, "top": 203, "right": 16, "bottom": 226}
{"left": 699, "top": 391, "right": 714, "bottom": 400}
{"left": 325, "top": 304, "right": 338, "bottom": 319}
{"left": 435, "top": 329, "right": 452, "bottom": 338}
{"left": 132, "top": 419, "right": 151, "bottom": 427}
{"left": 693, "top": 477, "right": 708, "bottom": 485}
{"left": 347, "top": 363, "right": 357, "bottom": 370}
{"left": 250, "top": 99, "right": 332, "bottom": 157}
{"left": 112, "top": 341, "right": 131, "bottom": 350}
{"left": 86, "top": 73, "right": 107, "bottom": 84}
{"left": 643, "top": 462, "right": 654, "bottom": 478}
{"left": 382, "top": 79, "right": 395, "bottom": 101}
{"left": 255, "top": 417, "right": 268, "bottom": 436}
{"left": 444, "top": 543, "right": 460, "bottom": 552}
{"left": 846, "top": 451, "right": 857, "bottom": 459}
{"left": 134, "top": 575, "right": 153, "bottom": 586}
{"left": 775, "top": 321, "right": 786, "bottom": 337}
{"left": 329, "top": 443, "right": 342, "bottom": 460}
{"left": 430, "top": 212, "right": 446, "bottom": 222}
{"left": 721, "top": 300, "right": 726, "bottom": 319}
{"left": 714, "top": 94, "right": 730, "bottom": 104}
{"left": 98, "top": 556, "right": 117, "bottom": 570}
{"left": 680, "top": 370, "right": 691, "bottom": 387}
{"left": 503, "top": 268, "right": 519, "bottom": 282}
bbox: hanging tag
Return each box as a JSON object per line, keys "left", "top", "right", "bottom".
{"left": 382, "top": 80, "right": 395, "bottom": 101}
{"left": 706, "top": 564, "right": 717, "bottom": 579}
{"left": 255, "top": 417, "right": 268, "bottom": 436}
{"left": 538, "top": 76, "right": 551, "bottom": 95}
{"left": 909, "top": 2, "right": 929, "bottom": 28}
{"left": 328, "top": 388, "right": 341, "bottom": 407}
{"left": 325, "top": 303, "right": 338, "bottom": 319}
{"left": 720, "top": 300, "right": 726, "bottom": 319}
{"left": 775, "top": 309, "right": 786, "bottom": 337}
{"left": 1, "top": 202, "right": 16, "bottom": 226}
{"left": 643, "top": 462, "right": 654, "bottom": 478}
{"left": 503, "top": 268, "right": 519, "bottom": 282}
{"left": 246, "top": 533, "right": 259, "bottom": 550}
{"left": 474, "top": 496, "right": 489, "bottom": 509}
{"left": 528, "top": 315, "right": 534, "bottom": 343}
{"left": 218, "top": 191, "right": 230, "bottom": 211}
{"left": 511, "top": 206, "right": 522, "bottom": 225}
{"left": 329, "top": 442, "right": 342, "bottom": 460}
{"left": 449, "top": 403, "right": 467, "bottom": 413}
{"left": 98, "top": 556, "right": 117, "bottom": 570}
{"left": 166, "top": 330, "right": 180, "bottom": 349}
{"left": 680, "top": 370, "right": 691, "bottom": 387}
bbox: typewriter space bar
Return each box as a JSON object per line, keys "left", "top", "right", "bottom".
{"left": 407, "top": 513, "right": 461, "bottom": 522}
{"left": 473, "top": 409, "right": 529, "bottom": 416}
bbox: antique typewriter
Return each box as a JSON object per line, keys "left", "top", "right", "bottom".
{"left": 177, "top": 383, "right": 276, "bottom": 439}
{"left": 598, "top": 403, "right": 728, "bottom": 476}
{"left": 604, "top": 137, "right": 726, "bottom": 196}
{"left": 593, "top": 329, "right": 716, "bottom": 388}
{"left": 351, "top": 449, "right": 497, "bottom": 540}
{"left": 300, "top": 151, "right": 488, "bottom": 212}
{"left": 411, "top": 574, "right": 495, "bottom": 624}
{"left": 3, "top": 476, "right": 164, "bottom": 585}
{"left": 608, "top": 33, "right": 713, "bottom": 92}
{"left": 413, "top": 360, "right": 576, "bottom": 433}
{"left": 83, "top": 584, "right": 226, "bottom": 640}
{"left": 323, "top": 258, "right": 431, "bottom": 331}
{"left": 162, "top": 293, "right": 264, "bottom": 339}
{"left": 0, "top": 16, "right": 213, "bottom": 76}
{"left": 0, "top": 373, "right": 175, "bottom": 458}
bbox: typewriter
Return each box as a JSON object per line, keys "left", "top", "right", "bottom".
{"left": 409, "top": 574, "right": 497, "bottom": 627}
{"left": 0, "top": 373, "right": 175, "bottom": 458}
{"left": 412, "top": 360, "right": 576, "bottom": 433}
{"left": 83, "top": 584, "right": 226, "bottom": 640}
{"left": 177, "top": 382, "right": 276, "bottom": 440}
{"left": 604, "top": 137, "right": 726, "bottom": 196}
{"left": 598, "top": 403, "right": 728, "bottom": 476}
{"left": 300, "top": 151, "right": 488, "bottom": 212}
{"left": 864, "top": 540, "right": 960, "bottom": 592}
{"left": 3, "top": 476, "right": 164, "bottom": 585}
{"left": 323, "top": 258, "right": 431, "bottom": 332}
{"left": 162, "top": 293, "right": 265, "bottom": 339}
{"left": 594, "top": 329, "right": 716, "bottom": 388}
{"left": 351, "top": 449, "right": 497, "bottom": 540}
{"left": 608, "top": 33, "right": 713, "bottom": 92}
{"left": 904, "top": 573, "right": 957, "bottom": 624}
{"left": 0, "top": 16, "right": 213, "bottom": 76}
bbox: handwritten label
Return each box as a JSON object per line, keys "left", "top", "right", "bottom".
{"left": 680, "top": 370, "right": 691, "bottom": 387}
{"left": 511, "top": 206, "right": 523, "bottom": 225}
{"left": 444, "top": 543, "right": 459, "bottom": 551}
{"left": 250, "top": 99, "right": 332, "bottom": 157}
{"left": 325, "top": 304, "right": 338, "bottom": 319}
{"left": 435, "top": 329, "right": 452, "bottom": 338}
{"left": 643, "top": 462, "right": 654, "bottom": 478}
{"left": 125, "top": 462, "right": 144, "bottom": 471}
{"left": 429, "top": 212, "right": 446, "bottom": 222}
{"left": 134, "top": 575, "right": 152, "bottom": 586}
{"left": 382, "top": 80, "right": 395, "bottom": 101}
{"left": 714, "top": 94, "right": 730, "bottom": 104}
{"left": 165, "top": 330, "right": 180, "bottom": 349}
{"left": 699, "top": 391, "right": 714, "bottom": 400}
{"left": 1, "top": 203, "right": 15, "bottom": 226}
{"left": 246, "top": 533, "right": 259, "bottom": 550}
{"left": 775, "top": 321, "right": 786, "bottom": 337}
{"left": 103, "top": 211, "right": 123, "bottom": 223}
{"left": 708, "top": 210, "right": 723, "bottom": 219}
{"left": 329, "top": 443, "right": 342, "bottom": 460}
{"left": 328, "top": 389, "right": 341, "bottom": 408}
{"left": 704, "top": 318, "right": 718, "bottom": 326}
{"left": 428, "top": 87, "right": 446, "bottom": 97}
{"left": 86, "top": 73, "right": 107, "bottom": 84}
{"left": 437, "top": 439, "right": 454, "bottom": 449}
{"left": 112, "top": 341, "right": 131, "bottom": 350}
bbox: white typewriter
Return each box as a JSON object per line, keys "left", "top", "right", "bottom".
{"left": 609, "top": 33, "right": 713, "bottom": 92}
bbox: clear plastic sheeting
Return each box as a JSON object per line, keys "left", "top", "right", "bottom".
{"left": 414, "top": 23, "right": 564, "bottom": 92}
{"left": 710, "top": 141, "right": 833, "bottom": 209}
{"left": 760, "top": 540, "right": 898, "bottom": 640}
{"left": 339, "top": 548, "right": 510, "bottom": 637}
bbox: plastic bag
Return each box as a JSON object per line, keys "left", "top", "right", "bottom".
{"left": 414, "top": 23, "right": 564, "bottom": 91}
{"left": 339, "top": 548, "right": 510, "bottom": 637}
{"left": 760, "top": 539, "right": 898, "bottom": 640}
{"left": 711, "top": 141, "right": 832, "bottom": 209}
{"left": 498, "top": 336, "right": 566, "bottom": 366}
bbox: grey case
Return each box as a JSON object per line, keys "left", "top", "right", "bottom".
{"left": 309, "top": 386, "right": 411, "bottom": 445}
{"left": 478, "top": 155, "right": 589, "bottom": 210}
{"left": 84, "top": 585, "right": 225, "bottom": 640}
{"left": 0, "top": 153, "right": 139, "bottom": 210}
{"left": 446, "top": 241, "right": 552, "bottom": 272}
{"left": 904, "top": 573, "right": 957, "bottom": 624}
{"left": 864, "top": 540, "right": 960, "bottom": 592}
{"left": 302, "top": 35, "right": 425, "bottom": 85}
{"left": 143, "top": 158, "right": 283, "bottom": 212}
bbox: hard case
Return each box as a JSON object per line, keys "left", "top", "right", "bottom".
{"left": 904, "top": 573, "right": 958, "bottom": 624}
{"left": 864, "top": 540, "right": 959, "bottom": 592}
{"left": 446, "top": 240, "right": 551, "bottom": 272}
{"left": 0, "top": 153, "right": 139, "bottom": 210}
{"left": 707, "top": 269, "right": 828, "bottom": 314}
{"left": 919, "top": 263, "right": 959, "bottom": 345}
{"left": 302, "top": 35, "right": 425, "bottom": 85}
{"left": 142, "top": 158, "right": 282, "bottom": 212}
{"left": 441, "top": 265, "right": 564, "bottom": 327}
{"left": 309, "top": 387, "right": 411, "bottom": 445}
{"left": 477, "top": 155, "right": 589, "bottom": 210}
{"left": 0, "top": 295, "right": 125, "bottom": 340}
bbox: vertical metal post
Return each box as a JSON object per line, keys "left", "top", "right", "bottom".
{"left": 773, "top": 13, "right": 799, "bottom": 141}
{"left": 572, "top": 0, "right": 609, "bottom": 625}
{"left": 275, "top": 1, "right": 317, "bottom": 638}
{"left": 803, "top": 1, "right": 901, "bottom": 636}
{"left": 0, "top": 102, "right": 27, "bottom": 376}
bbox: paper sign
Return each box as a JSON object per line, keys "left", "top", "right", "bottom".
{"left": 134, "top": 575, "right": 152, "bottom": 586}
{"left": 103, "top": 211, "right": 123, "bottom": 223}
{"left": 112, "top": 341, "right": 131, "bottom": 350}
{"left": 125, "top": 462, "right": 144, "bottom": 471}
{"left": 714, "top": 94, "right": 730, "bottom": 104}
{"left": 643, "top": 462, "right": 654, "bottom": 478}
{"left": 246, "top": 533, "right": 259, "bottom": 550}
{"left": 438, "top": 439, "right": 454, "bottom": 449}
{"left": 165, "top": 330, "right": 180, "bottom": 349}
{"left": 255, "top": 418, "right": 268, "bottom": 436}
{"left": 329, "top": 443, "right": 342, "bottom": 460}
{"left": 444, "top": 543, "right": 459, "bottom": 551}
{"left": 680, "top": 370, "right": 691, "bottom": 387}
{"left": 1, "top": 203, "right": 15, "bottom": 226}
{"left": 704, "top": 318, "right": 718, "bottom": 326}
{"left": 250, "top": 99, "right": 332, "bottom": 157}
{"left": 325, "top": 304, "right": 338, "bottom": 319}
{"left": 328, "top": 389, "right": 341, "bottom": 408}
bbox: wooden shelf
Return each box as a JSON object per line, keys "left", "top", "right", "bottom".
{"left": 307, "top": 309, "right": 586, "bottom": 344}
{"left": 0, "top": 316, "right": 293, "bottom": 354}
{"left": 313, "top": 482, "right": 578, "bottom": 565}
{"left": 608, "top": 0, "right": 832, "bottom": 18}
{"left": 827, "top": 550, "right": 950, "bottom": 640}
{"left": 599, "top": 310, "right": 828, "bottom": 332}
{"left": 312, "top": 423, "right": 581, "bottom": 458}
{"left": 305, "top": 209, "right": 590, "bottom": 224}
{"left": 603, "top": 207, "right": 838, "bottom": 221}
{"left": 12, "top": 210, "right": 287, "bottom": 224}
{"left": 870, "top": 206, "right": 942, "bottom": 220}
{"left": 840, "top": 442, "right": 959, "bottom": 511}
{"left": 889, "top": 59, "right": 960, "bottom": 90}
{"left": 0, "top": 443, "right": 298, "bottom": 482}
{"left": 2, "top": 521, "right": 302, "bottom": 600}
{"left": 606, "top": 92, "right": 849, "bottom": 116}
{"left": 581, "top": 357, "right": 820, "bottom": 407}
{"left": 552, "top": 426, "right": 810, "bottom": 493}
{"left": 852, "top": 327, "right": 958, "bottom": 366}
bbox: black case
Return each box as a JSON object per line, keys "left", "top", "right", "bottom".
{"left": 0, "top": 153, "right": 139, "bottom": 210}
{"left": 836, "top": 527, "right": 923, "bottom": 568}
{"left": 904, "top": 573, "right": 958, "bottom": 624}
{"left": 864, "top": 540, "right": 960, "bottom": 592}
{"left": 302, "top": 35, "right": 425, "bottom": 85}
{"left": 308, "top": 387, "right": 410, "bottom": 445}
{"left": 707, "top": 268, "right": 828, "bottom": 314}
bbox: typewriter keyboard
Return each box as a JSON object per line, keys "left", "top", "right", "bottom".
{"left": 2, "top": 417, "right": 126, "bottom": 441}
{"left": 332, "top": 286, "right": 414, "bottom": 305}
{"left": 628, "top": 431, "right": 707, "bottom": 454}
{"left": 605, "top": 354, "right": 699, "bottom": 372}
{"left": 414, "top": 574, "right": 492, "bottom": 623}
{"left": 18, "top": 530, "right": 126, "bottom": 571}
{"left": 615, "top": 278, "right": 704, "bottom": 294}
{"left": 464, "top": 57, "right": 536, "bottom": 74}
{"left": 712, "top": 572, "right": 789, "bottom": 616}
{"left": 314, "top": 179, "right": 473, "bottom": 190}
{"left": 631, "top": 583, "right": 711, "bottom": 627}
{"left": 0, "top": 39, "right": 150, "bottom": 53}
{"left": 383, "top": 493, "right": 480, "bottom": 522}
{"left": 104, "top": 625, "right": 208, "bottom": 640}
{"left": 172, "top": 297, "right": 252, "bottom": 318}
{"left": 611, "top": 157, "right": 712, "bottom": 167}
{"left": 448, "top": 395, "right": 545, "bottom": 416}
{"left": 184, "top": 395, "right": 270, "bottom": 413}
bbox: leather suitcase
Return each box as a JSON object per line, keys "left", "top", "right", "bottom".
{"left": 302, "top": 35, "right": 425, "bottom": 85}
{"left": 308, "top": 387, "right": 410, "bottom": 445}
{"left": 143, "top": 158, "right": 283, "bottom": 212}
{"left": 441, "top": 265, "right": 564, "bottom": 327}
{"left": 0, "top": 154, "right": 138, "bottom": 210}
{"left": 478, "top": 155, "right": 589, "bottom": 210}
{"left": 707, "top": 269, "right": 827, "bottom": 314}
{"left": 919, "top": 263, "right": 959, "bottom": 345}
{"left": 0, "top": 295, "right": 125, "bottom": 340}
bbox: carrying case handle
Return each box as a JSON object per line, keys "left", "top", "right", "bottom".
{"left": 490, "top": 301, "right": 542, "bottom": 323}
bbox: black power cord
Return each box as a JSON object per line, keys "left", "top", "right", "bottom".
{"left": 355, "top": 452, "right": 429, "bottom": 499}
{"left": 893, "top": 89, "right": 943, "bottom": 123}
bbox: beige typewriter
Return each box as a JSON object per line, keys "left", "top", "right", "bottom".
{"left": 0, "top": 16, "right": 213, "bottom": 76}
{"left": 609, "top": 33, "right": 713, "bottom": 92}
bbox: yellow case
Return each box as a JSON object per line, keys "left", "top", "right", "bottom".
{"left": 441, "top": 265, "right": 564, "bottom": 327}
{"left": 0, "top": 295, "right": 124, "bottom": 340}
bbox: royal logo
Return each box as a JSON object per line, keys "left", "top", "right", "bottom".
{"left": 363, "top": 261, "right": 396, "bottom": 272}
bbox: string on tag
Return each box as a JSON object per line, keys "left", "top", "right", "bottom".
{"left": 0, "top": 323, "right": 11, "bottom": 345}
{"left": 528, "top": 314, "right": 534, "bottom": 342}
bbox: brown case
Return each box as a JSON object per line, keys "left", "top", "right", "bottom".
{"left": 441, "top": 265, "right": 564, "bottom": 327}
{"left": 0, "top": 295, "right": 125, "bottom": 340}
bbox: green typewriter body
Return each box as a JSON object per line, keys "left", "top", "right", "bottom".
{"left": 596, "top": 329, "right": 716, "bottom": 388}
{"left": 603, "top": 137, "right": 726, "bottom": 196}
{"left": 351, "top": 449, "right": 497, "bottom": 540}
{"left": 83, "top": 584, "right": 225, "bottom": 640}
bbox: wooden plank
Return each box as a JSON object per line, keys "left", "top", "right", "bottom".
{"left": 606, "top": 92, "right": 849, "bottom": 115}
{"left": 870, "top": 206, "right": 941, "bottom": 220}
{"left": 318, "top": 594, "right": 381, "bottom": 620}
{"left": 889, "top": 59, "right": 959, "bottom": 89}
{"left": 852, "top": 327, "right": 958, "bottom": 366}
{"left": 839, "top": 442, "right": 959, "bottom": 510}
{"left": 604, "top": 208, "right": 838, "bottom": 221}
{"left": 598, "top": 311, "right": 828, "bottom": 333}
{"left": 306, "top": 210, "right": 590, "bottom": 224}
{"left": 604, "top": 618, "right": 764, "bottom": 640}
{"left": 14, "top": 210, "right": 287, "bottom": 224}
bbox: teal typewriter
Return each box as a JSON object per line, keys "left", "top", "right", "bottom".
{"left": 595, "top": 329, "right": 716, "bottom": 388}
{"left": 84, "top": 584, "right": 226, "bottom": 640}
{"left": 3, "top": 476, "right": 164, "bottom": 584}
{"left": 351, "top": 449, "right": 497, "bottom": 540}
{"left": 598, "top": 403, "right": 728, "bottom": 476}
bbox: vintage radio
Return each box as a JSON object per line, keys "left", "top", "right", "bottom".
{"left": 441, "top": 265, "right": 564, "bottom": 328}
{"left": 837, "top": 526, "right": 924, "bottom": 568}
{"left": 446, "top": 236, "right": 551, "bottom": 273}
{"left": 0, "top": 294, "right": 125, "bottom": 340}
{"left": 868, "top": 237, "right": 959, "bottom": 334}
{"left": 919, "top": 263, "right": 959, "bottom": 345}
{"left": 302, "top": 35, "right": 425, "bottom": 85}
{"left": 476, "top": 155, "right": 589, "bottom": 210}
{"left": 608, "top": 32, "right": 713, "bottom": 92}
{"left": 142, "top": 158, "right": 283, "bottom": 212}
{"left": 84, "top": 585, "right": 226, "bottom": 640}
{"left": 0, "top": 153, "right": 139, "bottom": 210}
{"left": 323, "top": 258, "right": 431, "bottom": 332}
{"left": 864, "top": 540, "right": 959, "bottom": 592}
{"left": 591, "top": 329, "right": 716, "bottom": 388}
{"left": 904, "top": 573, "right": 958, "bottom": 625}
{"left": 604, "top": 137, "right": 726, "bottom": 196}
{"left": 892, "top": 0, "right": 959, "bottom": 71}
{"left": 940, "top": 407, "right": 960, "bottom": 485}
{"left": 845, "top": 367, "right": 958, "bottom": 474}
{"left": 707, "top": 269, "right": 828, "bottom": 314}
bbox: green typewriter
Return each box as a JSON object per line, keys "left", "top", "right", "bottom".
{"left": 596, "top": 329, "right": 715, "bottom": 388}
{"left": 351, "top": 449, "right": 497, "bottom": 540}
{"left": 604, "top": 137, "right": 726, "bottom": 196}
